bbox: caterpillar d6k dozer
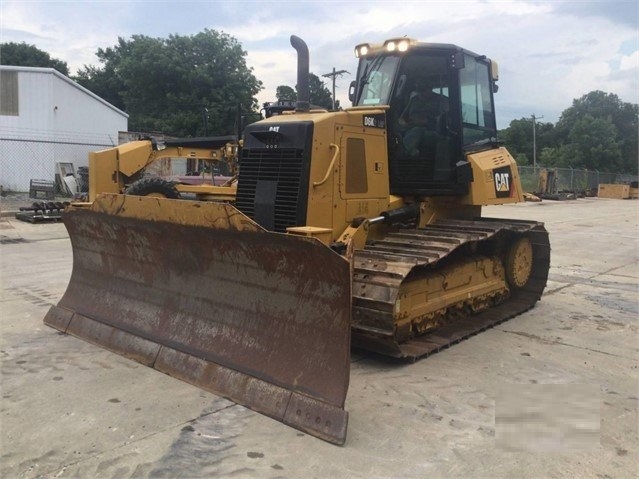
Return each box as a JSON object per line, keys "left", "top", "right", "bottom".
{"left": 45, "top": 36, "right": 549, "bottom": 445}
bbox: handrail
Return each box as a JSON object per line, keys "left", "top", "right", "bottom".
{"left": 313, "top": 143, "right": 340, "bottom": 187}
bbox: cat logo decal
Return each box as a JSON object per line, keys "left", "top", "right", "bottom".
{"left": 493, "top": 166, "right": 512, "bottom": 198}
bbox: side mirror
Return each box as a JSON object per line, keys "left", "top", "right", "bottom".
{"left": 348, "top": 80, "right": 357, "bottom": 103}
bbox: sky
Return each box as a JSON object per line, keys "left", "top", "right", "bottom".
{"left": 1, "top": 0, "right": 637, "bottom": 129}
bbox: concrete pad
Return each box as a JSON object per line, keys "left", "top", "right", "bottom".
{"left": 498, "top": 284, "right": 637, "bottom": 359}
{"left": 1, "top": 198, "right": 638, "bottom": 478}
{"left": 1, "top": 298, "right": 231, "bottom": 478}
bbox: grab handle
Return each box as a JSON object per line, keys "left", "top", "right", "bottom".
{"left": 313, "top": 143, "right": 340, "bottom": 187}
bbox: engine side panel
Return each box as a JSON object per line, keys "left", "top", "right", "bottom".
{"left": 461, "top": 147, "right": 525, "bottom": 205}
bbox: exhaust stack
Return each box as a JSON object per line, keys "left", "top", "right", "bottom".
{"left": 290, "top": 35, "right": 310, "bottom": 112}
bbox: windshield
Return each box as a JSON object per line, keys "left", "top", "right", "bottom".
{"left": 355, "top": 55, "right": 401, "bottom": 106}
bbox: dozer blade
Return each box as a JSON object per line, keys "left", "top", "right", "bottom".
{"left": 44, "top": 194, "right": 351, "bottom": 445}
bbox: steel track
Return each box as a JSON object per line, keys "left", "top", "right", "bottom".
{"left": 351, "top": 218, "right": 551, "bottom": 360}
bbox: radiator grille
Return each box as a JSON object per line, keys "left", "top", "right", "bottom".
{"left": 235, "top": 148, "right": 306, "bottom": 232}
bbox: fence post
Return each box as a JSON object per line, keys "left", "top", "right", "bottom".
{"left": 570, "top": 167, "right": 573, "bottom": 190}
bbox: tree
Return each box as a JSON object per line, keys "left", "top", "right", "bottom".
{"left": 539, "top": 147, "right": 557, "bottom": 167}
{"left": 74, "top": 30, "right": 263, "bottom": 136}
{"left": 0, "top": 42, "right": 69, "bottom": 75}
{"left": 499, "top": 91, "right": 637, "bottom": 174}
{"left": 309, "top": 73, "right": 334, "bottom": 110}
{"left": 499, "top": 118, "right": 554, "bottom": 165}
{"left": 554, "top": 91, "right": 637, "bottom": 174}
{"left": 275, "top": 73, "right": 336, "bottom": 110}
{"left": 549, "top": 115, "right": 622, "bottom": 171}
{"left": 515, "top": 153, "right": 530, "bottom": 166}
{"left": 276, "top": 85, "right": 296, "bottom": 101}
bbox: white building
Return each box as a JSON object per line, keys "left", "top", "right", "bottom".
{"left": 0, "top": 66, "right": 128, "bottom": 192}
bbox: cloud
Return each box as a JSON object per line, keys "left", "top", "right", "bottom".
{"left": 1, "top": 0, "right": 636, "bottom": 129}
{"left": 0, "top": 0, "right": 136, "bottom": 71}
{"left": 552, "top": 0, "right": 639, "bottom": 29}
{"left": 619, "top": 50, "right": 639, "bottom": 71}
{"left": 0, "top": 27, "right": 51, "bottom": 43}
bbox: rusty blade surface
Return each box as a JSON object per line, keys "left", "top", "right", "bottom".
{"left": 44, "top": 195, "right": 351, "bottom": 444}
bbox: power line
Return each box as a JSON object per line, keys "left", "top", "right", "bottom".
{"left": 322, "top": 68, "right": 349, "bottom": 111}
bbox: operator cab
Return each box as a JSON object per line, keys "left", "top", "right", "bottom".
{"left": 350, "top": 38, "right": 499, "bottom": 196}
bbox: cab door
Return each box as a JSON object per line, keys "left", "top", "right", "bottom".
{"left": 338, "top": 123, "right": 390, "bottom": 222}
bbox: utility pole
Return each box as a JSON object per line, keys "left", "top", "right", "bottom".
{"left": 322, "top": 68, "right": 349, "bottom": 111}
{"left": 531, "top": 113, "right": 543, "bottom": 171}
{"left": 202, "top": 106, "right": 209, "bottom": 136}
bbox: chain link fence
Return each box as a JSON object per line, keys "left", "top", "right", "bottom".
{"left": 2, "top": 137, "right": 637, "bottom": 198}
{"left": 518, "top": 165, "right": 637, "bottom": 195}
{"left": 1, "top": 138, "right": 114, "bottom": 195}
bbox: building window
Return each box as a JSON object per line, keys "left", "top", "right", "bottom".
{"left": 0, "top": 71, "right": 19, "bottom": 116}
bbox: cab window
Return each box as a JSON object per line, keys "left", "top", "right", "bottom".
{"left": 460, "top": 55, "right": 496, "bottom": 145}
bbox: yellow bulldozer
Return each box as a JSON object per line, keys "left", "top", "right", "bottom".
{"left": 45, "top": 36, "right": 550, "bottom": 445}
